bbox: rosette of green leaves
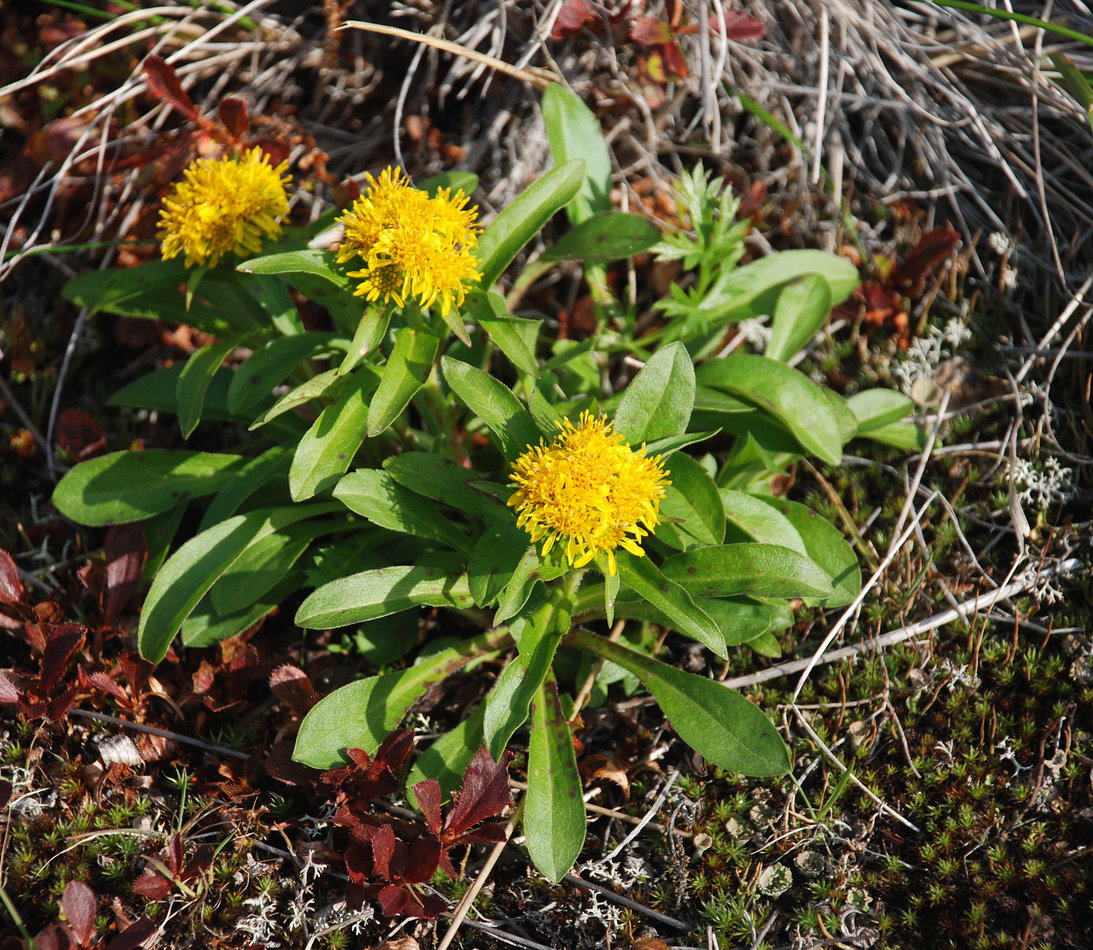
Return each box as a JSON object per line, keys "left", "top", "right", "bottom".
{"left": 50, "top": 102, "right": 664, "bottom": 674}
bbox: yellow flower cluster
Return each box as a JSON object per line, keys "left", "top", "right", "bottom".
{"left": 335, "top": 166, "right": 481, "bottom": 316}
{"left": 508, "top": 412, "right": 670, "bottom": 576}
{"left": 158, "top": 147, "right": 291, "bottom": 268}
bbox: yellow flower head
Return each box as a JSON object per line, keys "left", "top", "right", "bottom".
{"left": 508, "top": 412, "right": 670, "bottom": 576}
{"left": 158, "top": 147, "right": 291, "bottom": 268}
{"left": 335, "top": 166, "right": 481, "bottom": 316}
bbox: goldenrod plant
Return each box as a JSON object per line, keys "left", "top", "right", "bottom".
{"left": 52, "top": 84, "right": 922, "bottom": 883}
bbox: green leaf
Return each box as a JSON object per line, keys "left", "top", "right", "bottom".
{"left": 385, "top": 453, "right": 506, "bottom": 522}
{"left": 468, "top": 522, "right": 535, "bottom": 607}
{"left": 197, "top": 446, "right": 292, "bottom": 532}
{"left": 366, "top": 327, "right": 440, "bottom": 437}
{"left": 693, "top": 596, "right": 775, "bottom": 646}
{"left": 569, "top": 628, "right": 791, "bottom": 775}
{"left": 109, "top": 365, "right": 234, "bottom": 420}
{"left": 228, "top": 332, "right": 343, "bottom": 414}
{"left": 541, "top": 84, "right": 612, "bottom": 224}
{"left": 616, "top": 551, "right": 725, "bottom": 657}
{"left": 81, "top": 268, "right": 257, "bottom": 332}
{"left": 495, "top": 547, "right": 544, "bottom": 624}
{"left": 528, "top": 383, "right": 567, "bottom": 436}
{"left": 765, "top": 274, "right": 832, "bottom": 363}
{"left": 292, "top": 632, "right": 504, "bottom": 769}
{"left": 606, "top": 591, "right": 774, "bottom": 647}
{"left": 824, "top": 389, "right": 860, "bottom": 444}
{"left": 138, "top": 504, "right": 333, "bottom": 662}
{"left": 295, "top": 564, "right": 475, "bottom": 629}
{"left": 63, "top": 261, "right": 261, "bottom": 334}
{"left": 643, "top": 428, "right": 720, "bottom": 457}
{"left": 243, "top": 272, "right": 304, "bottom": 335}
{"left": 693, "top": 385, "right": 754, "bottom": 418}
{"left": 240, "top": 249, "right": 363, "bottom": 333}
{"left": 858, "top": 419, "right": 932, "bottom": 451}
{"left": 289, "top": 365, "right": 379, "bottom": 500}
{"left": 249, "top": 367, "right": 350, "bottom": 430}
{"left": 846, "top": 389, "right": 915, "bottom": 432}
{"left": 440, "top": 356, "right": 542, "bottom": 461}
{"left": 338, "top": 307, "right": 391, "bottom": 375}
{"left": 751, "top": 496, "right": 861, "bottom": 607}
{"left": 525, "top": 677, "right": 586, "bottom": 882}
{"left": 603, "top": 564, "right": 620, "bottom": 626}
{"left": 463, "top": 292, "right": 540, "bottom": 378}
{"left": 52, "top": 450, "right": 244, "bottom": 526}
{"left": 475, "top": 160, "right": 585, "bottom": 287}
{"left": 292, "top": 272, "right": 363, "bottom": 336}
{"left": 721, "top": 489, "right": 806, "bottom": 551}
{"left": 181, "top": 571, "right": 302, "bottom": 648}
{"left": 140, "top": 505, "right": 186, "bottom": 584}
{"left": 239, "top": 248, "right": 347, "bottom": 285}
{"left": 660, "top": 543, "right": 833, "bottom": 600}
{"left": 334, "top": 469, "right": 469, "bottom": 551}
{"left": 694, "top": 249, "right": 858, "bottom": 327}
{"left": 660, "top": 453, "right": 725, "bottom": 545}
{"left": 1051, "top": 52, "right": 1093, "bottom": 130}
{"left": 541, "top": 212, "right": 660, "bottom": 262}
{"left": 613, "top": 341, "right": 695, "bottom": 444}
{"left": 696, "top": 354, "right": 842, "bottom": 465}
{"left": 209, "top": 526, "right": 316, "bottom": 614}
{"left": 746, "top": 630, "right": 782, "bottom": 658}
{"left": 177, "top": 339, "right": 241, "bottom": 438}
{"left": 482, "top": 617, "right": 556, "bottom": 760}
{"left": 64, "top": 260, "right": 187, "bottom": 313}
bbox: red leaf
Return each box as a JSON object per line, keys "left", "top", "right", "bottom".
{"left": 344, "top": 841, "right": 374, "bottom": 884}
{"left": 451, "top": 821, "right": 508, "bottom": 845}
{"left": 551, "top": 0, "right": 599, "bottom": 40}
{"left": 61, "top": 881, "right": 96, "bottom": 948}
{"left": 45, "top": 684, "right": 79, "bottom": 722}
{"left": 403, "top": 835, "right": 442, "bottom": 884}
{"left": 373, "top": 729, "right": 414, "bottom": 774}
{"left": 33, "top": 925, "right": 71, "bottom": 950}
{"left": 413, "top": 779, "right": 443, "bottom": 835}
{"left": 167, "top": 834, "right": 184, "bottom": 876}
{"left": 269, "top": 664, "right": 317, "bottom": 716}
{"left": 712, "top": 11, "right": 766, "bottom": 40}
{"left": 443, "top": 748, "right": 514, "bottom": 839}
{"left": 630, "top": 16, "right": 675, "bottom": 46}
{"left": 55, "top": 410, "right": 105, "bottom": 463}
{"left": 103, "top": 525, "right": 146, "bottom": 624}
{"left": 376, "top": 885, "right": 447, "bottom": 919}
{"left": 0, "top": 672, "right": 20, "bottom": 705}
{"left": 104, "top": 917, "right": 156, "bottom": 950}
{"left": 371, "top": 823, "right": 396, "bottom": 881}
{"left": 120, "top": 653, "right": 154, "bottom": 694}
{"left": 143, "top": 55, "right": 198, "bottom": 121}
{"left": 40, "top": 623, "right": 86, "bottom": 695}
{"left": 218, "top": 97, "right": 249, "bottom": 139}
{"left": 888, "top": 226, "right": 961, "bottom": 297}
{"left": 191, "top": 661, "right": 216, "bottom": 696}
{"left": 132, "top": 872, "right": 172, "bottom": 900}
{"left": 182, "top": 844, "right": 214, "bottom": 881}
{"left": 0, "top": 548, "right": 25, "bottom": 607}
{"left": 376, "top": 885, "right": 422, "bottom": 918}
{"left": 82, "top": 669, "right": 128, "bottom": 702}
{"left": 436, "top": 848, "right": 457, "bottom": 880}
{"left": 659, "top": 42, "right": 690, "bottom": 82}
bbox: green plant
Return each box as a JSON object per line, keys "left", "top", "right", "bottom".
{"left": 50, "top": 79, "right": 922, "bottom": 885}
